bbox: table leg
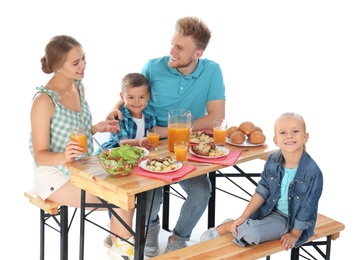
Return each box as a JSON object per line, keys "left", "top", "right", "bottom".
{"left": 208, "top": 171, "right": 216, "bottom": 228}
{"left": 207, "top": 167, "right": 261, "bottom": 229}
{"left": 79, "top": 190, "right": 85, "bottom": 260}
{"left": 135, "top": 192, "right": 147, "bottom": 260}
{"left": 162, "top": 185, "right": 170, "bottom": 231}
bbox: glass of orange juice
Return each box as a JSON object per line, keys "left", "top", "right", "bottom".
{"left": 213, "top": 119, "right": 228, "bottom": 146}
{"left": 174, "top": 141, "right": 188, "bottom": 162}
{"left": 70, "top": 125, "right": 87, "bottom": 155}
{"left": 147, "top": 129, "right": 160, "bottom": 150}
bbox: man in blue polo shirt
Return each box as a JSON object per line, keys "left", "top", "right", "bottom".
{"left": 107, "top": 16, "right": 226, "bottom": 258}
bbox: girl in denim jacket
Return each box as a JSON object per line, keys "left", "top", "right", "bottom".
{"left": 201, "top": 112, "right": 323, "bottom": 250}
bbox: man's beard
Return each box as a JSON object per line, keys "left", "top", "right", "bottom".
{"left": 168, "top": 58, "right": 192, "bottom": 69}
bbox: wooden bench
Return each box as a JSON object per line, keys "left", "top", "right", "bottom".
{"left": 25, "top": 189, "right": 75, "bottom": 260}
{"left": 151, "top": 213, "right": 345, "bottom": 260}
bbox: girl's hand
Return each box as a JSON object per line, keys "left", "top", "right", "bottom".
{"left": 280, "top": 232, "right": 299, "bottom": 250}
{"left": 231, "top": 216, "right": 246, "bottom": 235}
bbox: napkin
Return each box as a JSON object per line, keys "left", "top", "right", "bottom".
{"left": 188, "top": 150, "right": 242, "bottom": 166}
{"left": 133, "top": 165, "right": 197, "bottom": 182}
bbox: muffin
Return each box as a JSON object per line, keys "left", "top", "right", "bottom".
{"left": 239, "top": 121, "right": 256, "bottom": 135}
{"left": 227, "top": 126, "right": 239, "bottom": 137}
{"left": 248, "top": 131, "right": 266, "bottom": 144}
{"left": 229, "top": 131, "right": 246, "bottom": 144}
{"left": 253, "top": 126, "right": 263, "bottom": 133}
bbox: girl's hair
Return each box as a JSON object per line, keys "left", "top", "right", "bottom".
{"left": 278, "top": 112, "right": 306, "bottom": 132}
{"left": 276, "top": 112, "right": 307, "bottom": 150}
{"left": 40, "top": 35, "right": 81, "bottom": 74}
{"left": 175, "top": 16, "right": 211, "bottom": 51}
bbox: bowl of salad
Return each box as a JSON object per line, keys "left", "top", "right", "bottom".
{"left": 99, "top": 144, "right": 149, "bottom": 177}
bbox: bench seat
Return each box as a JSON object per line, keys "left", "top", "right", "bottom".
{"left": 24, "top": 189, "right": 62, "bottom": 215}
{"left": 151, "top": 213, "right": 345, "bottom": 260}
{"left": 25, "top": 189, "right": 72, "bottom": 260}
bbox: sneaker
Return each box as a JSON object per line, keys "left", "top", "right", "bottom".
{"left": 164, "top": 235, "right": 187, "bottom": 253}
{"left": 107, "top": 236, "right": 135, "bottom": 260}
{"left": 104, "top": 234, "right": 113, "bottom": 248}
{"left": 200, "top": 218, "right": 234, "bottom": 242}
{"left": 144, "top": 223, "right": 160, "bottom": 257}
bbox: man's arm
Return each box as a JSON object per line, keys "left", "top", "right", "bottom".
{"left": 106, "top": 99, "right": 125, "bottom": 120}
{"left": 192, "top": 99, "right": 225, "bottom": 131}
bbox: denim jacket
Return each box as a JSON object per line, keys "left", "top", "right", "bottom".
{"left": 251, "top": 150, "right": 323, "bottom": 247}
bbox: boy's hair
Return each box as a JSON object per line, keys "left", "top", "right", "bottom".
{"left": 121, "top": 73, "right": 149, "bottom": 92}
{"left": 175, "top": 16, "right": 211, "bottom": 51}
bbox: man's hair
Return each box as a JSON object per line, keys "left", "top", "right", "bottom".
{"left": 175, "top": 16, "right": 211, "bottom": 50}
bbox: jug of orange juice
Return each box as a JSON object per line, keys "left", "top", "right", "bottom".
{"left": 168, "top": 109, "right": 194, "bottom": 152}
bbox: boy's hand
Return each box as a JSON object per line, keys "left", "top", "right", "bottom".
{"left": 140, "top": 138, "right": 154, "bottom": 150}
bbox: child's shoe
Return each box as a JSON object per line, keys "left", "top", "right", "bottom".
{"left": 200, "top": 218, "right": 234, "bottom": 242}
{"left": 107, "top": 236, "right": 135, "bottom": 260}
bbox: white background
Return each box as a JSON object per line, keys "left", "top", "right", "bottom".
{"left": 1, "top": 0, "right": 355, "bottom": 259}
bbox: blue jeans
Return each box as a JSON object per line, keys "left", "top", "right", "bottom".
{"left": 146, "top": 174, "right": 211, "bottom": 242}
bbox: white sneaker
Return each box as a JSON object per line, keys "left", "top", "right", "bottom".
{"left": 107, "top": 236, "right": 135, "bottom": 260}
{"left": 104, "top": 234, "right": 113, "bottom": 248}
{"left": 200, "top": 218, "right": 234, "bottom": 242}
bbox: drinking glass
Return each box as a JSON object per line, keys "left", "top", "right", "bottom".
{"left": 70, "top": 125, "right": 87, "bottom": 154}
{"left": 213, "top": 119, "right": 228, "bottom": 146}
{"left": 174, "top": 141, "right": 189, "bottom": 162}
{"left": 147, "top": 129, "right": 160, "bottom": 150}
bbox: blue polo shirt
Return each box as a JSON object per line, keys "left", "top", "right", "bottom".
{"left": 141, "top": 56, "right": 226, "bottom": 126}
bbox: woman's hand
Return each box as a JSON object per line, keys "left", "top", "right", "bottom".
{"left": 65, "top": 140, "right": 84, "bottom": 162}
{"left": 92, "top": 120, "right": 120, "bottom": 134}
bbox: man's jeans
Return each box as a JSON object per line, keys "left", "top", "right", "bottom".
{"left": 146, "top": 174, "right": 212, "bottom": 241}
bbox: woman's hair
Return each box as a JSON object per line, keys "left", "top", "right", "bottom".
{"left": 41, "top": 35, "right": 81, "bottom": 74}
{"left": 175, "top": 16, "right": 211, "bottom": 51}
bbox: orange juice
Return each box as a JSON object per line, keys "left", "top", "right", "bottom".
{"left": 71, "top": 132, "right": 87, "bottom": 153}
{"left": 174, "top": 142, "right": 188, "bottom": 161}
{"left": 213, "top": 128, "right": 227, "bottom": 146}
{"left": 147, "top": 132, "right": 160, "bottom": 149}
{"left": 168, "top": 123, "right": 190, "bottom": 152}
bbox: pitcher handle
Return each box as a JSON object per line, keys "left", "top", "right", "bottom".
{"left": 190, "top": 115, "right": 194, "bottom": 131}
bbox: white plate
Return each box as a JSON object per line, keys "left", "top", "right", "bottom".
{"left": 225, "top": 137, "right": 265, "bottom": 147}
{"left": 139, "top": 159, "right": 182, "bottom": 173}
{"left": 189, "top": 146, "right": 229, "bottom": 159}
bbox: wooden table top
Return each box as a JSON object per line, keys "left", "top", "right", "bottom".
{"left": 66, "top": 139, "right": 278, "bottom": 210}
